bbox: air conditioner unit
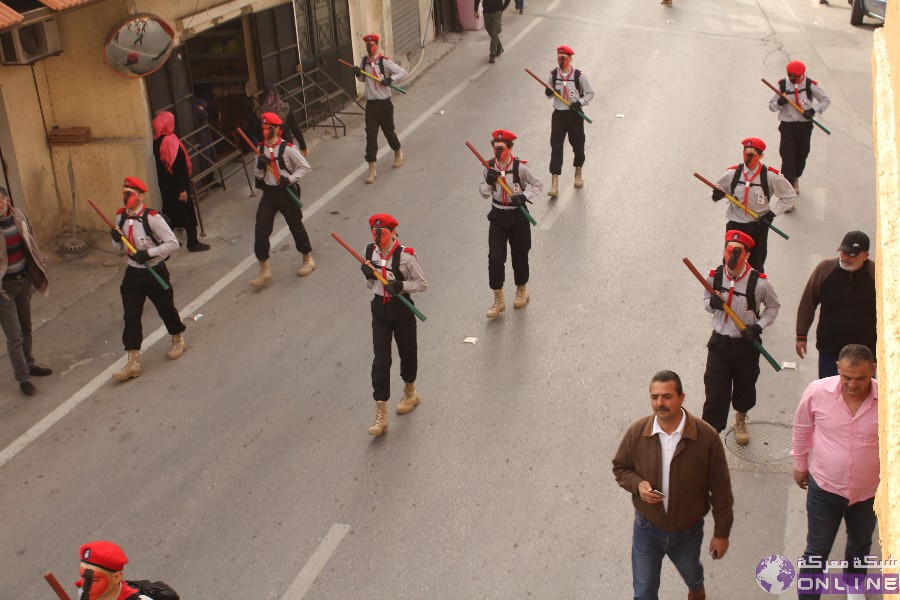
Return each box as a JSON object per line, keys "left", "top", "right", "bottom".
{"left": 0, "top": 17, "right": 62, "bottom": 66}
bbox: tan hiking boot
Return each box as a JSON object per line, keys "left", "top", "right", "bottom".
{"left": 793, "top": 177, "right": 800, "bottom": 194}
{"left": 687, "top": 584, "right": 706, "bottom": 600}
{"left": 368, "top": 400, "right": 389, "bottom": 435}
{"left": 167, "top": 334, "right": 185, "bottom": 360}
{"left": 574, "top": 167, "right": 584, "bottom": 188}
{"left": 250, "top": 260, "right": 272, "bottom": 287}
{"left": 365, "top": 162, "right": 377, "bottom": 184}
{"left": 735, "top": 411, "right": 750, "bottom": 445}
{"left": 548, "top": 174, "right": 559, "bottom": 197}
{"left": 297, "top": 253, "right": 316, "bottom": 277}
{"left": 397, "top": 382, "right": 421, "bottom": 414}
{"left": 513, "top": 285, "right": 530, "bottom": 309}
{"left": 486, "top": 289, "right": 506, "bottom": 319}
{"left": 393, "top": 149, "right": 404, "bottom": 168}
{"left": 112, "top": 350, "right": 142, "bottom": 381}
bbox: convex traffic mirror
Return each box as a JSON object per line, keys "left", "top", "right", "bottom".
{"left": 103, "top": 13, "right": 174, "bottom": 78}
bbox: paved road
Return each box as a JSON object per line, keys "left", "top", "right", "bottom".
{"left": 0, "top": 0, "right": 880, "bottom": 597}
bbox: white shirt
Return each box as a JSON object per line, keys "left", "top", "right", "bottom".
{"left": 652, "top": 408, "right": 686, "bottom": 512}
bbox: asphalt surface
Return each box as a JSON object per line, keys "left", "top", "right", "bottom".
{"left": 0, "top": 0, "right": 882, "bottom": 598}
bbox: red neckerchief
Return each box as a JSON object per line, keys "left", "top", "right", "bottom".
{"left": 558, "top": 67, "right": 573, "bottom": 101}
{"left": 263, "top": 139, "right": 283, "bottom": 183}
{"left": 366, "top": 54, "right": 384, "bottom": 88}
{"left": 125, "top": 205, "right": 146, "bottom": 251}
{"left": 380, "top": 240, "right": 400, "bottom": 303}
{"left": 792, "top": 76, "right": 804, "bottom": 108}
{"left": 741, "top": 164, "right": 761, "bottom": 214}
{"left": 723, "top": 263, "right": 752, "bottom": 308}
{"left": 496, "top": 155, "right": 515, "bottom": 205}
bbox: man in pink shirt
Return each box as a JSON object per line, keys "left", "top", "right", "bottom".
{"left": 791, "top": 344, "right": 878, "bottom": 600}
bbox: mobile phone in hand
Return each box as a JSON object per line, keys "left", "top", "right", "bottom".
{"left": 651, "top": 489, "right": 665, "bottom": 497}
{"left": 710, "top": 548, "right": 719, "bottom": 560}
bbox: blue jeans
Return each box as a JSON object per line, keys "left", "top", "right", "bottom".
{"left": 798, "top": 475, "right": 877, "bottom": 600}
{"left": 632, "top": 512, "right": 704, "bottom": 600}
{"left": 817, "top": 353, "right": 838, "bottom": 378}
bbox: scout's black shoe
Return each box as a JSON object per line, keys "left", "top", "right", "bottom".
{"left": 188, "top": 242, "right": 211, "bottom": 252}
{"left": 20, "top": 381, "right": 36, "bottom": 396}
{"left": 29, "top": 365, "right": 52, "bottom": 376}
{"left": 489, "top": 54, "right": 495, "bottom": 64}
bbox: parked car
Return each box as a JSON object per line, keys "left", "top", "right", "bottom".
{"left": 850, "top": 0, "right": 887, "bottom": 25}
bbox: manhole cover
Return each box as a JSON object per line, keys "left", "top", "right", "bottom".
{"left": 723, "top": 421, "right": 793, "bottom": 473}
{"left": 59, "top": 237, "right": 91, "bottom": 259}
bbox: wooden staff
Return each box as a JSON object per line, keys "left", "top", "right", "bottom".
{"left": 44, "top": 572, "right": 73, "bottom": 600}
{"left": 465, "top": 141, "right": 538, "bottom": 227}
{"left": 87, "top": 199, "right": 170, "bottom": 291}
{"left": 524, "top": 68, "right": 593, "bottom": 124}
{"left": 331, "top": 231, "right": 427, "bottom": 322}
{"left": 338, "top": 58, "right": 407, "bottom": 94}
{"left": 693, "top": 172, "right": 790, "bottom": 241}
{"left": 683, "top": 257, "right": 781, "bottom": 372}
{"left": 235, "top": 127, "right": 303, "bottom": 208}
{"left": 762, "top": 78, "right": 831, "bottom": 135}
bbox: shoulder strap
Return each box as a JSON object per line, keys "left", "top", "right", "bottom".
{"left": 729, "top": 167, "right": 742, "bottom": 196}
{"left": 760, "top": 164, "right": 770, "bottom": 199}
{"left": 713, "top": 265, "right": 724, "bottom": 293}
{"left": 805, "top": 78, "right": 813, "bottom": 100}
{"left": 365, "top": 243, "right": 374, "bottom": 262}
{"left": 379, "top": 56, "right": 385, "bottom": 74}
{"left": 276, "top": 140, "right": 290, "bottom": 171}
{"left": 574, "top": 69, "right": 582, "bottom": 95}
{"left": 392, "top": 244, "right": 404, "bottom": 281}
{"left": 551, "top": 69, "right": 557, "bottom": 88}
{"left": 512, "top": 158, "right": 521, "bottom": 188}
{"left": 118, "top": 212, "right": 126, "bottom": 230}
{"left": 142, "top": 211, "right": 162, "bottom": 246}
{"left": 779, "top": 78, "right": 786, "bottom": 94}
{"left": 747, "top": 269, "right": 760, "bottom": 316}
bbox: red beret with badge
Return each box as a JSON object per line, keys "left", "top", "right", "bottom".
{"left": 491, "top": 129, "right": 517, "bottom": 144}
{"left": 260, "top": 112, "right": 283, "bottom": 127}
{"left": 123, "top": 177, "right": 147, "bottom": 193}
{"left": 725, "top": 229, "right": 755, "bottom": 249}
{"left": 80, "top": 540, "right": 129, "bottom": 572}
{"left": 786, "top": 61, "right": 806, "bottom": 76}
{"left": 363, "top": 34, "right": 379, "bottom": 43}
{"left": 369, "top": 213, "right": 399, "bottom": 230}
{"left": 741, "top": 137, "right": 766, "bottom": 153}
{"left": 556, "top": 45, "right": 575, "bottom": 56}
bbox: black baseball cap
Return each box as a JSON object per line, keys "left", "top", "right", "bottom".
{"left": 837, "top": 231, "right": 870, "bottom": 256}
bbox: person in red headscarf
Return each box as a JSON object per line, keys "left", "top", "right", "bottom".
{"left": 359, "top": 213, "right": 428, "bottom": 436}
{"left": 151, "top": 111, "right": 210, "bottom": 252}
{"left": 767, "top": 61, "right": 831, "bottom": 194}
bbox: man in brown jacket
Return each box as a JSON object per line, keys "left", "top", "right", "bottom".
{"left": 613, "top": 370, "right": 734, "bottom": 600}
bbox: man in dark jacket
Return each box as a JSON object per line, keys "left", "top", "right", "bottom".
{"left": 475, "top": 0, "right": 510, "bottom": 63}
{"left": 613, "top": 370, "right": 733, "bottom": 600}
{"left": 796, "top": 231, "right": 876, "bottom": 378}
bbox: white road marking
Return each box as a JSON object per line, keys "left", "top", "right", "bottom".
{"left": 0, "top": 2, "right": 561, "bottom": 469}
{"left": 281, "top": 523, "right": 351, "bottom": 600}
{"left": 539, "top": 187, "right": 575, "bottom": 230}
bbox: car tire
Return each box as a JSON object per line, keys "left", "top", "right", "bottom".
{"left": 850, "top": 0, "right": 865, "bottom": 25}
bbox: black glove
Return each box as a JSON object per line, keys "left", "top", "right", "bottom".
{"left": 741, "top": 324, "right": 763, "bottom": 344}
{"left": 711, "top": 188, "right": 725, "bottom": 202}
{"left": 256, "top": 155, "right": 271, "bottom": 170}
{"left": 278, "top": 176, "right": 293, "bottom": 189}
{"left": 569, "top": 100, "right": 583, "bottom": 113}
{"left": 131, "top": 249, "right": 151, "bottom": 264}
{"left": 760, "top": 211, "right": 776, "bottom": 224}
{"left": 485, "top": 168, "right": 500, "bottom": 186}
{"left": 544, "top": 87, "right": 554, "bottom": 98}
{"left": 777, "top": 96, "right": 788, "bottom": 106}
{"left": 381, "top": 76, "right": 393, "bottom": 86}
{"left": 803, "top": 107, "right": 816, "bottom": 119}
{"left": 511, "top": 194, "right": 531, "bottom": 207}
{"left": 385, "top": 279, "right": 404, "bottom": 296}
{"left": 353, "top": 66, "right": 362, "bottom": 77}
{"left": 110, "top": 228, "right": 121, "bottom": 243}
{"left": 709, "top": 294, "right": 725, "bottom": 311}
{"left": 361, "top": 263, "right": 376, "bottom": 280}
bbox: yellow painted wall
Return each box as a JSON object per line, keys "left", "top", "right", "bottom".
{"left": 873, "top": 1, "right": 900, "bottom": 567}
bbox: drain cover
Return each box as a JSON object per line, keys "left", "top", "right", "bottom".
{"left": 59, "top": 237, "right": 91, "bottom": 259}
{"left": 724, "top": 421, "right": 793, "bottom": 473}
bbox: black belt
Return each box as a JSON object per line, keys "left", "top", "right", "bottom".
{"left": 712, "top": 331, "right": 748, "bottom": 343}
{"left": 2, "top": 271, "right": 26, "bottom": 282}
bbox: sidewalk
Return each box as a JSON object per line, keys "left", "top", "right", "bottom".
{"left": 7, "top": 34, "right": 461, "bottom": 364}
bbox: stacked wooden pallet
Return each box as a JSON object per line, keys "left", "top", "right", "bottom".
{"left": 47, "top": 127, "right": 92, "bottom": 146}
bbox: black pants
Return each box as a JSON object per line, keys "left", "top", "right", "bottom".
{"left": 725, "top": 220, "right": 769, "bottom": 273}
{"left": 365, "top": 98, "right": 401, "bottom": 163}
{"left": 778, "top": 120, "right": 814, "bottom": 185}
{"left": 161, "top": 194, "right": 200, "bottom": 247}
{"left": 702, "top": 332, "right": 761, "bottom": 432}
{"left": 254, "top": 186, "right": 312, "bottom": 261}
{"left": 371, "top": 295, "right": 417, "bottom": 401}
{"left": 488, "top": 207, "right": 532, "bottom": 289}
{"left": 120, "top": 264, "right": 185, "bottom": 351}
{"left": 549, "top": 109, "right": 586, "bottom": 174}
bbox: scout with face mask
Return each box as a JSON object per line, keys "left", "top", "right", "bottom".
{"left": 544, "top": 45, "right": 595, "bottom": 197}
{"left": 710, "top": 137, "right": 796, "bottom": 273}
{"left": 75, "top": 540, "right": 177, "bottom": 599}
{"left": 359, "top": 213, "right": 428, "bottom": 436}
{"left": 702, "top": 229, "right": 781, "bottom": 446}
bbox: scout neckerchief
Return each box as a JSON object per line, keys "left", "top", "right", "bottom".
{"left": 792, "top": 76, "right": 804, "bottom": 108}
{"left": 558, "top": 67, "right": 574, "bottom": 102}
{"left": 379, "top": 239, "right": 400, "bottom": 303}
{"left": 741, "top": 163, "right": 761, "bottom": 215}
{"left": 723, "top": 263, "right": 752, "bottom": 311}
{"left": 263, "top": 138, "right": 284, "bottom": 184}
{"left": 366, "top": 54, "right": 384, "bottom": 89}
{"left": 124, "top": 206, "right": 146, "bottom": 255}
{"left": 496, "top": 154, "right": 515, "bottom": 206}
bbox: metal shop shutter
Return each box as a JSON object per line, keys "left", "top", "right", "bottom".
{"left": 391, "top": 0, "right": 420, "bottom": 58}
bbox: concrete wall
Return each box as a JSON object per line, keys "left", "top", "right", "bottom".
{"left": 873, "top": 1, "right": 900, "bottom": 567}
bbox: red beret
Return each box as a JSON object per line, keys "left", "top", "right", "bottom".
{"left": 123, "top": 177, "right": 147, "bottom": 192}
{"left": 725, "top": 229, "right": 755, "bottom": 249}
{"left": 556, "top": 45, "right": 575, "bottom": 56}
{"left": 369, "top": 213, "right": 398, "bottom": 229}
{"left": 80, "top": 541, "right": 128, "bottom": 572}
{"left": 786, "top": 60, "right": 806, "bottom": 76}
{"left": 491, "top": 129, "right": 517, "bottom": 144}
{"left": 259, "top": 112, "right": 283, "bottom": 126}
{"left": 363, "top": 34, "right": 379, "bottom": 43}
{"left": 741, "top": 137, "right": 766, "bottom": 153}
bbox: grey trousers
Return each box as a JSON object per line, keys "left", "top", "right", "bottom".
{"left": 484, "top": 11, "right": 503, "bottom": 56}
{"left": 0, "top": 277, "right": 35, "bottom": 383}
